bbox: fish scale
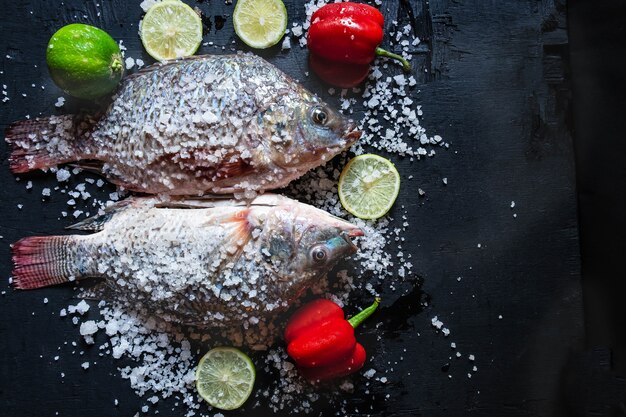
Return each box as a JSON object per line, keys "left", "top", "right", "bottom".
{"left": 6, "top": 53, "right": 360, "bottom": 196}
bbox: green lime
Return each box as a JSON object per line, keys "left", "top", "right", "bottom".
{"left": 196, "top": 347, "right": 256, "bottom": 411}
{"left": 46, "top": 23, "right": 124, "bottom": 100}
{"left": 338, "top": 154, "right": 401, "bottom": 220}
{"left": 233, "top": 0, "right": 287, "bottom": 49}
{"left": 140, "top": 0, "right": 202, "bottom": 61}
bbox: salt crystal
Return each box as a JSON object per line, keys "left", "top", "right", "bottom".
{"left": 291, "top": 25, "right": 303, "bottom": 37}
{"left": 281, "top": 36, "right": 291, "bottom": 50}
{"left": 81, "top": 362, "right": 90, "bottom": 369}
{"left": 79, "top": 321, "right": 98, "bottom": 336}
{"left": 75, "top": 300, "right": 90, "bottom": 315}
{"left": 56, "top": 169, "right": 71, "bottom": 182}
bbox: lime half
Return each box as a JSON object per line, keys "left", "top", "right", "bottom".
{"left": 196, "top": 347, "right": 256, "bottom": 411}
{"left": 140, "top": 0, "right": 202, "bottom": 61}
{"left": 338, "top": 154, "right": 401, "bottom": 220}
{"left": 233, "top": 0, "right": 287, "bottom": 49}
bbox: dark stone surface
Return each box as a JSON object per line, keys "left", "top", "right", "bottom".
{"left": 0, "top": 0, "right": 585, "bottom": 416}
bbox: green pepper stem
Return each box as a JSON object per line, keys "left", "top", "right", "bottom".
{"left": 348, "top": 297, "right": 381, "bottom": 329}
{"left": 375, "top": 47, "right": 411, "bottom": 72}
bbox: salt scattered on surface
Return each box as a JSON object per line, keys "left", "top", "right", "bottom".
{"left": 139, "top": 0, "right": 159, "bottom": 12}
{"left": 56, "top": 168, "right": 71, "bottom": 182}
{"left": 79, "top": 321, "right": 99, "bottom": 336}
{"left": 281, "top": 36, "right": 291, "bottom": 50}
{"left": 7, "top": 0, "right": 455, "bottom": 414}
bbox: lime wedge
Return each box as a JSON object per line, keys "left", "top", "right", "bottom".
{"left": 196, "top": 347, "right": 256, "bottom": 411}
{"left": 233, "top": 0, "right": 287, "bottom": 49}
{"left": 338, "top": 154, "right": 401, "bottom": 220}
{"left": 140, "top": 0, "right": 202, "bottom": 61}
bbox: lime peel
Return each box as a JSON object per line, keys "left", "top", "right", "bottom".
{"left": 338, "top": 154, "right": 401, "bottom": 220}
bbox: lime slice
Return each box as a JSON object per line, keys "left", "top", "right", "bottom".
{"left": 140, "top": 0, "right": 202, "bottom": 61}
{"left": 196, "top": 347, "right": 256, "bottom": 411}
{"left": 233, "top": 0, "right": 287, "bottom": 49}
{"left": 338, "top": 154, "right": 401, "bottom": 220}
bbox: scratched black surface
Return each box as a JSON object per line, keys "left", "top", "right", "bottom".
{"left": 0, "top": 1, "right": 583, "bottom": 416}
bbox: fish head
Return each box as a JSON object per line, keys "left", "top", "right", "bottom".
{"left": 258, "top": 199, "right": 363, "bottom": 299}
{"left": 267, "top": 94, "right": 361, "bottom": 168}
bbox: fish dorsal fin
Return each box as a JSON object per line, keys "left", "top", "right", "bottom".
{"left": 122, "top": 54, "right": 248, "bottom": 82}
{"left": 69, "top": 160, "right": 105, "bottom": 175}
{"left": 65, "top": 198, "right": 139, "bottom": 231}
{"left": 153, "top": 193, "right": 286, "bottom": 210}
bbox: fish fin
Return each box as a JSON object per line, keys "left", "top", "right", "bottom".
{"left": 11, "top": 236, "right": 87, "bottom": 289}
{"left": 65, "top": 198, "right": 143, "bottom": 231}
{"left": 214, "top": 157, "right": 255, "bottom": 179}
{"left": 154, "top": 150, "right": 255, "bottom": 180}
{"left": 155, "top": 193, "right": 284, "bottom": 209}
{"left": 122, "top": 55, "right": 220, "bottom": 81}
{"left": 5, "top": 115, "right": 83, "bottom": 173}
{"left": 69, "top": 160, "right": 105, "bottom": 175}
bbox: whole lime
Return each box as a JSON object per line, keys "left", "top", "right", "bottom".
{"left": 46, "top": 23, "right": 124, "bottom": 100}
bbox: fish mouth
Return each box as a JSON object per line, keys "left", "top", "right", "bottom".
{"left": 343, "top": 120, "right": 361, "bottom": 146}
{"left": 341, "top": 228, "right": 364, "bottom": 253}
{"left": 347, "top": 228, "right": 364, "bottom": 237}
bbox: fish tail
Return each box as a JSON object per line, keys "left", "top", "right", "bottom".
{"left": 11, "top": 235, "right": 89, "bottom": 289}
{"left": 5, "top": 115, "right": 83, "bottom": 173}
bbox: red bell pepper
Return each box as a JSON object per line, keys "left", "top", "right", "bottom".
{"left": 309, "top": 54, "right": 371, "bottom": 89}
{"left": 307, "top": 2, "right": 411, "bottom": 87}
{"left": 284, "top": 297, "right": 380, "bottom": 381}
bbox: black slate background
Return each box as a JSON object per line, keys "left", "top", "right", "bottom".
{"left": 0, "top": 1, "right": 587, "bottom": 416}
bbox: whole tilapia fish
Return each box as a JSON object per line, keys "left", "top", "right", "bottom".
{"left": 11, "top": 194, "right": 362, "bottom": 325}
{"left": 6, "top": 54, "right": 360, "bottom": 195}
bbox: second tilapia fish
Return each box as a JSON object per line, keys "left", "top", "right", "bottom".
{"left": 11, "top": 194, "right": 363, "bottom": 326}
{"left": 6, "top": 54, "right": 360, "bottom": 195}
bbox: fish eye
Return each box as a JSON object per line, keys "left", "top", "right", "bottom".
{"left": 310, "top": 246, "right": 328, "bottom": 263}
{"left": 312, "top": 107, "right": 328, "bottom": 125}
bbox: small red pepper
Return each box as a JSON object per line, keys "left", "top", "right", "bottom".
{"left": 284, "top": 297, "right": 380, "bottom": 381}
{"left": 307, "top": 2, "right": 411, "bottom": 87}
